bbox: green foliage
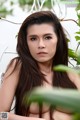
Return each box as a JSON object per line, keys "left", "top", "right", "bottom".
{"left": 53, "top": 65, "right": 80, "bottom": 74}
{"left": 73, "top": 113, "right": 80, "bottom": 120}
{"left": 0, "top": 0, "right": 55, "bottom": 16}
{"left": 24, "top": 87, "right": 80, "bottom": 113}
{"left": 0, "top": 0, "right": 79, "bottom": 18}
{"left": 18, "top": 0, "right": 33, "bottom": 6}
{"left": 43, "top": 0, "right": 53, "bottom": 9}
{"left": 18, "top": 0, "right": 55, "bottom": 11}
{"left": 68, "top": 49, "right": 77, "bottom": 59}
{"left": 75, "top": 36, "right": 80, "bottom": 41}
{"left": 68, "top": 1, "right": 80, "bottom": 66}
{"left": 68, "top": 48, "right": 80, "bottom": 65}
{"left": 0, "top": 3, "right": 13, "bottom": 17}
{"left": 76, "top": 0, "right": 80, "bottom": 11}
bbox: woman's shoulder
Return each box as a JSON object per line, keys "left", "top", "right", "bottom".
{"left": 2, "top": 57, "right": 21, "bottom": 81}
{"left": 8, "top": 57, "right": 21, "bottom": 68}
{"left": 6, "top": 57, "right": 21, "bottom": 72}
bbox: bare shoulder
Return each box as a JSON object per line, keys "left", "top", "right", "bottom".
{"left": 0, "top": 58, "right": 21, "bottom": 111}
{"left": 1, "top": 57, "right": 21, "bottom": 91}
{"left": 67, "top": 71, "right": 80, "bottom": 90}
{"left": 3, "top": 58, "right": 21, "bottom": 78}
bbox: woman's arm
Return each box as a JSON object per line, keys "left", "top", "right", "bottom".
{"left": 0, "top": 112, "right": 45, "bottom": 120}
{"left": 4, "top": 112, "right": 45, "bottom": 120}
{"left": 9, "top": 113, "right": 45, "bottom": 120}
{"left": 0, "top": 60, "right": 20, "bottom": 111}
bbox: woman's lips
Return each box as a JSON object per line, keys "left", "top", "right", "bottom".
{"left": 37, "top": 52, "right": 48, "bottom": 56}
{"left": 37, "top": 52, "right": 47, "bottom": 54}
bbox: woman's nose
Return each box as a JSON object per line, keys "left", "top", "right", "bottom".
{"left": 38, "top": 39, "right": 45, "bottom": 49}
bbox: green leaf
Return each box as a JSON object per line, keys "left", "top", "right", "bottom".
{"left": 77, "top": 13, "right": 80, "bottom": 26}
{"left": 68, "top": 49, "right": 77, "bottom": 59}
{"left": 73, "top": 113, "right": 80, "bottom": 120}
{"left": 18, "top": 0, "right": 33, "bottom": 6}
{"left": 53, "top": 65, "right": 80, "bottom": 74}
{"left": 43, "top": 0, "right": 52, "bottom": 9}
{"left": 10, "top": 1, "right": 14, "bottom": 6}
{"left": 75, "top": 36, "right": 80, "bottom": 41}
{"left": 76, "top": 53, "right": 80, "bottom": 64}
{"left": 0, "top": 7, "right": 13, "bottom": 17}
{"left": 76, "top": 0, "right": 80, "bottom": 11}
{"left": 25, "top": 87, "right": 80, "bottom": 113}
{"left": 75, "top": 31, "right": 80, "bottom": 35}
{"left": 67, "top": 38, "right": 70, "bottom": 42}
{"left": 76, "top": 4, "right": 80, "bottom": 11}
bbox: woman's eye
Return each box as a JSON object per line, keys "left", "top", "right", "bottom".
{"left": 45, "top": 36, "right": 52, "bottom": 40}
{"left": 30, "top": 37, "right": 37, "bottom": 41}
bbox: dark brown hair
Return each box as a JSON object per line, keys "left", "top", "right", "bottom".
{"left": 8, "top": 11, "right": 76, "bottom": 118}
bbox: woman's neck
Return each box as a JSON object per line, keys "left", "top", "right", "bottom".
{"left": 38, "top": 61, "right": 53, "bottom": 85}
{"left": 38, "top": 61, "right": 53, "bottom": 75}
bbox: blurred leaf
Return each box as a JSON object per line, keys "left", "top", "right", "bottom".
{"left": 75, "top": 31, "right": 80, "bottom": 35}
{"left": 73, "top": 113, "right": 80, "bottom": 120}
{"left": 68, "top": 49, "right": 77, "bottom": 59}
{"left": 67, "top": 38, "right": 70, "bottom": 42}
{"left": 10, "top": 1, "right": 14, "bottom": 6}
{"left": 77, "top": 13, "right": 80, "bottom": 26}
{"left": 75, "top": 36, "right": 80, "bottom": 41}
{"left": 76, "top": 0, "right": 80, "bottom": 11}
{"left": 24, "top": 87, "right": 80, "bottom": 113}
{"left": 43, "top": 0, "right": 53, "bottom": 9}
{"left": 18, "top": 0, "right": 33, "bottom": 6}
{"left": 76, "top": 53, "right": 80, "bottom": 64}
{"left": 18, "top": 0, "right": 27, "bottom": 6}
{"left": 0, "top": 7, "right": 13, "bottom": 17}
{"left": 53, "top": 64, "right": 80, "bottom": 74}
{"left": 26, "top": 0, "right": 35, "bottom": 5}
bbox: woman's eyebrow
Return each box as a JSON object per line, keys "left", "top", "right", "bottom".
{"left": 27, "top": 33, "right": 53, "bottom": 37}
{"left": 43, "top": 33, "right": 53, "bottom": 36}
{"left": 27, "top": 35, "right": 37, "bottom": 37}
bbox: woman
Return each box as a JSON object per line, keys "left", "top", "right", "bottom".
{"left": 0, "top": 11, "right": 80, "bottom": 120}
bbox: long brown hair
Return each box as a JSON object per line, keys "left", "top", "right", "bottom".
{"left": 8, "top": 11, "right": 76, "bottom": 118}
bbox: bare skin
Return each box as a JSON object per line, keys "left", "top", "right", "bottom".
{"left": 0, "top": 60, "right": 80, "bottom": 120}
{"left": 0, "top": 60, "right": 45, "bottom": 120}
{"left": 0, "top": 24, "right": 80, "bottom": 120}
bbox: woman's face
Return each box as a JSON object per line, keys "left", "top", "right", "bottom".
{"left": 27, "top": 23, "right": 58, "bottom": 63}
